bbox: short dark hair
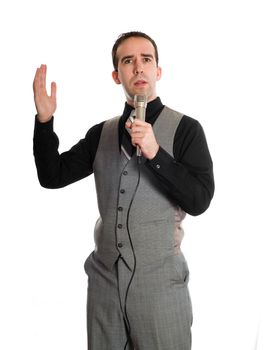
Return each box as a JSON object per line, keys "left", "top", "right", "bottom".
{"left": 112, "top": 31, "right": 159, "bottom": 71}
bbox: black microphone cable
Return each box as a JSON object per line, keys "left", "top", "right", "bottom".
{"left": 122, "top": 156, "right": 141, "bottom": 350}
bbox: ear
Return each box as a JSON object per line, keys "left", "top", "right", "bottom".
{"left": 112, "top": 70, "right": 121, "bottom": 84}
{"left": 156, "top": 66, "right": 162, "bottom": 81}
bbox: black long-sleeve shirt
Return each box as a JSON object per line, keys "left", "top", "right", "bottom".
{"left": 33, "top": 97, "right": 214, "bottom": 215}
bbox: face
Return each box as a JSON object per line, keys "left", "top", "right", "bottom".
{"left": 112, "top": 37, "right": 162, "bottom": 106}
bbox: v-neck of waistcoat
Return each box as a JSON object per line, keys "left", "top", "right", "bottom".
{"left": 119, "top": 106, "right": 170, "bottom": 167}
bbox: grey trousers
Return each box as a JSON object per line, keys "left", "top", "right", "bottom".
{"left": 85, "top": 252, "right": 192, "bottom": 350}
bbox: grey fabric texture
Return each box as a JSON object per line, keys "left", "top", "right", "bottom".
{"left": 91, "top": 107, "right": 185, "bottom": 270}
{"left": 85, "top": 252, "right": 192, "bottom": 350}
{"left": 84, "top": 107, "right": 192, "bottom": 349}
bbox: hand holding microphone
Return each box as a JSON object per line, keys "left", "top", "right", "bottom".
{"left": 125, "top": 95, "right": 159, "bottom": 160}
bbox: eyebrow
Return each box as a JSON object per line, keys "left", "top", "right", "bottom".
{"left": 120, "top": 53, "right": 154, "bottom": 63}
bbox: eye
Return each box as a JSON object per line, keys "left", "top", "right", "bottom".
{"left": 123, "top": 58, "right": 133, "bottom": 64}
{"left": 143, "top": 57, "right": 152, "bottom": 62}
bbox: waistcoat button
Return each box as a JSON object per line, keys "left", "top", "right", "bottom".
{"left": 123, "top": 171, "right": 128, "bottom": 175}
{"left": 117, "top": 242, "right": 123, "bottom": 248}
{"left": 118, "top": 206, "right": 123, "bottom": 211}
{"left": 120, "top": 189, "right": 125, "bottom": 194}
{"left": 117, "top": 224, "right": 122, "bottom": 229}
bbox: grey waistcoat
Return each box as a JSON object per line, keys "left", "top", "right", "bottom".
{"left": 92, "top": 106, "right": 186, "bottom": 270}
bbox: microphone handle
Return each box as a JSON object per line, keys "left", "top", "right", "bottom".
{"left": 135, "top": 106, "right": 146, "bottom": 157}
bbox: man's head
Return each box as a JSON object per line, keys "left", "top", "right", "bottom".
{"left": 111, "top": 31, "right": 162, "bottom": 105}
{"left": 112, "top": 31, "right": 159, "bottom": 71}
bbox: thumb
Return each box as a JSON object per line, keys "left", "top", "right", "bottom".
{"left": 51, "top": 81, "right": 57, "bottom": 99}
{"left": 125, "top": 121, "right": 132, "bottom": 129}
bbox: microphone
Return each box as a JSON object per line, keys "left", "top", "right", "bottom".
{"left": 134, "top": 94, "right": 147, "bottom": 157}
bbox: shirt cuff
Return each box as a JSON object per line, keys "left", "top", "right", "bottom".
{"left": 147, "top": 146, "right": 175, "bottom": 173}
{"left": 34, "top": 115, "right": 54, "bottom": 133}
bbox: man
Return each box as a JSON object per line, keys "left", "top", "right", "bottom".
{"left": 33, "top": 31, "right": 214, "bottom": 350}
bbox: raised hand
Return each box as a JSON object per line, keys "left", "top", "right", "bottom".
{"left": 33, "top": 64, "right": 57, "bottom": 123}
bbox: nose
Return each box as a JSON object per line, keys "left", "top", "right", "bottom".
{"left": 134, "top": 59, "right": 144, "bottom": 75}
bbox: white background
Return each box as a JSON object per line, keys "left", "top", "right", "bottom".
{"left": 0, "top": 0, "right": 266, "bottom": 349}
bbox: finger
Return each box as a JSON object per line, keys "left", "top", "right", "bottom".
{"left": 40, "top": 64, "right": 47, "bottom": 89}
{"left": 34, "top": 65, "right": 45, "bottom": 91}
{"left": 33, "top": 72, "right": 44, "bottom": 97}
{"left": 36, "top": 64, "right": 45, "bottom": 90}
{"left": 33, "top": 67, "right": 46, "bottom": 94}
{"left": 133, "top": 119, "right": 146, "bottom": 126}
{"left": 33, "top": 67, "right": 40, "bottom": 90}
{"left": 131, "top": 125, "right": 143, "bottom": 135}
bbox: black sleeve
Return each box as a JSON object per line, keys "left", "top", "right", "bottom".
{"left": 147, "top": 116, "right": 215, "bottom": 216}
{"left": 33, "top": 116, "right": 104, "bottom": 189}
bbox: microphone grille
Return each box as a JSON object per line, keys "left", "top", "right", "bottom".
{"left": 134, "top": 94, "right": 147, "bottom": 108}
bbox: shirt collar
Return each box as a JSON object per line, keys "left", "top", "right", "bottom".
{"left": 121, "top": 97, "right": 164, "bottom": 124}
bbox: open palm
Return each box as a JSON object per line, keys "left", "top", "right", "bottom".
{"left": 33, "top": 64, "right": 57, "bottom": 122}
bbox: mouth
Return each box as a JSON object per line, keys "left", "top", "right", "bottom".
{"left": 134, "top": 79, "right": 147, "bottom": 87}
